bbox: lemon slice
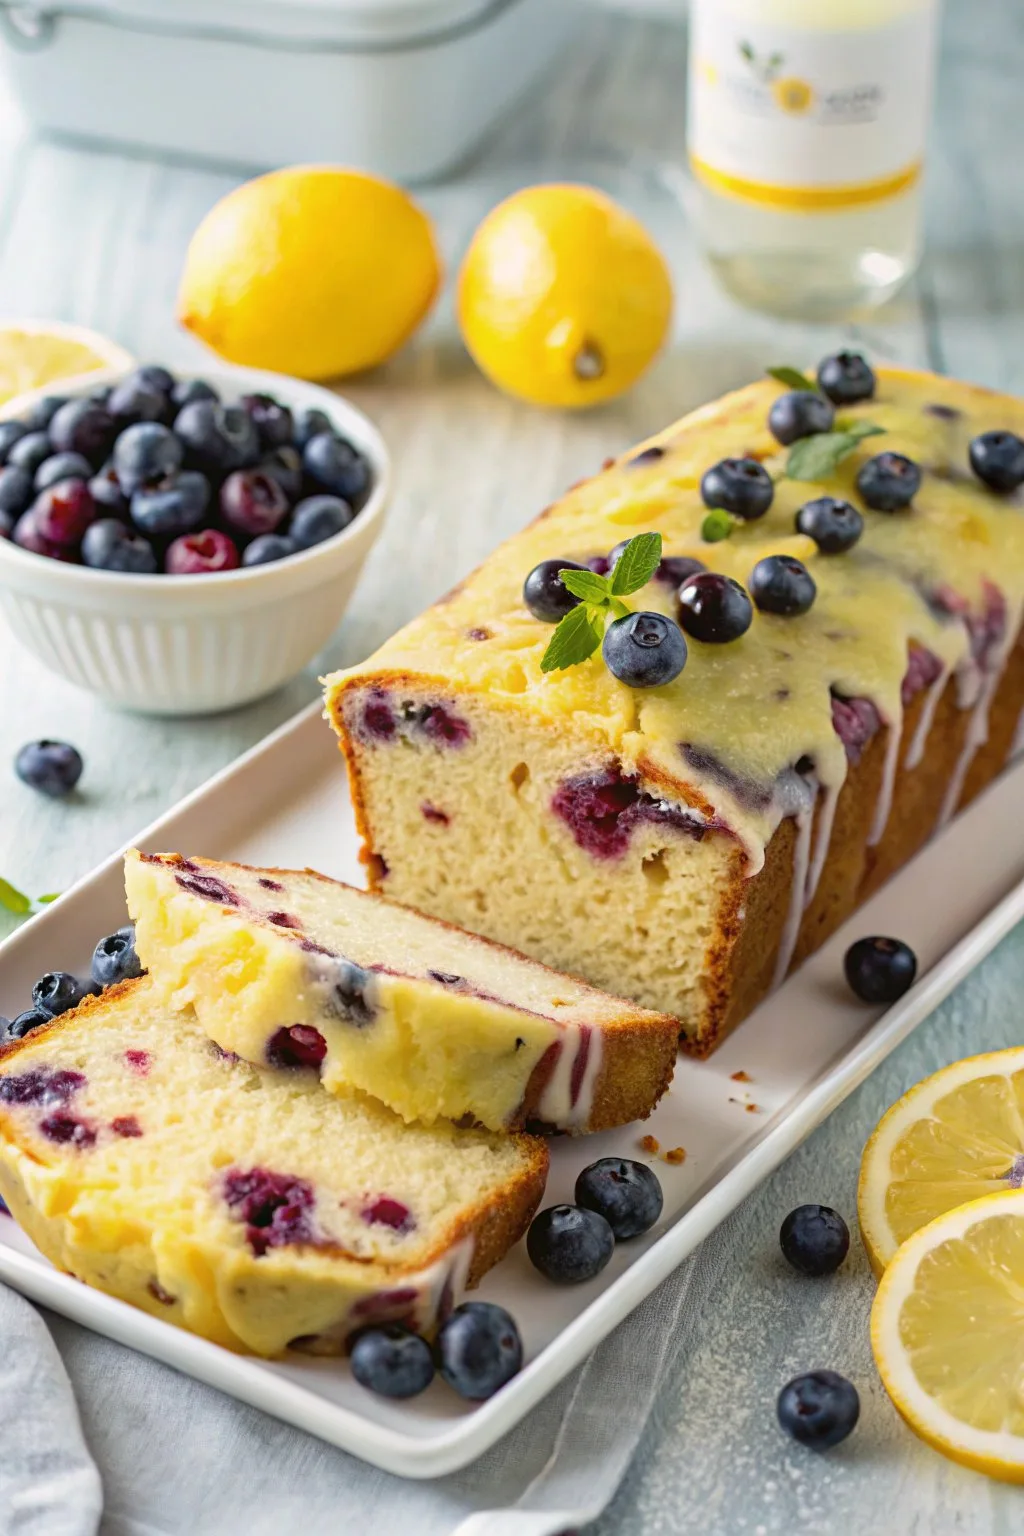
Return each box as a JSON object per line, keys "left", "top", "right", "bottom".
{"left": 858, "top": 1047, "right": 1024, "bottom": 1274}
{"left": 0, "top": 320, "right": 133, "bottom": 408}
{"left": 872, "top": 1188, "right": 1024, "bottom": 1481}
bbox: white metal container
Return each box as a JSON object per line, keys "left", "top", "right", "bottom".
{"left": 0, "top": 0, "right": 584, "bottom": 182}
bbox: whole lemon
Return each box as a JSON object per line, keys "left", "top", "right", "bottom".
{"left": 457, "top": 184, "right": 673, "bottom": 410}
{"left": 178, "top": 166, "right": 441, "bottom": 381}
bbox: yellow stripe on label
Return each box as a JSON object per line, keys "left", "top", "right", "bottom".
{"left": 689, "top": 156, "right": 922, "bottom": 212}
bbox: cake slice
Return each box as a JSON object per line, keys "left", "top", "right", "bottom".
{"left": 0, "top": 979, "right": 548, "bottom": 1358}
{"left": 125, "top": 849, "right": 677, "bottom": 1134}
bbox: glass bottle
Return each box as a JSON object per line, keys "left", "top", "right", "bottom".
{"left": 686, "top": 0, "right": 940, "bottom": 320}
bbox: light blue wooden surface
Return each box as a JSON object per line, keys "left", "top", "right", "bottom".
{"left": 0, "top": 3, "right": 1022, "bottom": 1530}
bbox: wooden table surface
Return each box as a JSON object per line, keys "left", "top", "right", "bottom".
{"left": 1, "top": 2, "right": 1023, "bottom": 1531}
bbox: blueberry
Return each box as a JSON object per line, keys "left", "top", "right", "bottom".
{"left": 131, "top": 365, "right": 176, "bottom": 396}
{"left": 526, "top": 1204, "right": 614, "bottom": 1283}
{"left": 293, "top": 407, "right": 333, "bottom": 448}
{"left": 91, "top": 925, "right": 144, "bottom": 988}
{"left": 856, "top": 452, "right": 921, "bottom": 512}
{"left": 968, "top": 430, "right": 1024, "bottom": 494}
{"left": 82, "top": 519, "right": 158, "bottom": 573}
{"left": 749, "top": 554, "right": 816, "bottom": 617}
{"left": 290, "top": 494, "right": 355, "bottom": 549}
{"left": 768, "top": 390, "right": 835, "bottom": 446}
{"left": 14, "top": 739, "right": 83, "bottom": 797}
{"left": 259, "top": 446, "right": 303, "bottom": 503}
{"left": 602, "top": 610, "right": 687, "bottom": 688}
{"left": 89, "top": 465, "right": 129, "bottom": 520}
{"left": 349, "top": 1324, "right": 435, "bottom": 1399}
{"left": 174, "top": 401, "right": 259, "bottom": 475}
{"left": 131, "top": 470, "right": 210, "bottom": 538}
{"left": 165, "top": 529, "right": 239, "bottom": 575}
{"left": 523, "top": 558, "right": 587, "bottom": 622}
{"left": 34, "top": 479, "right": 96, "bottom": 546}
{"left": 242, "top": 393, "right": 294, "bottom": 451}
{"left": 700, "top": 457, "right": 774, "bottom": 520}
{"left": 780, "top": 1205, "right": 850, "bottom": 1276}
{"left": 7, "top": 431, "right": 54, "bottom": 476}
{"left": 171, "top": 378, "right": 219, "bottom": 410}
{"left": 220, "top": 469, "right": 289, "bottom": 538}
{"left": 242, "top": 533, "right": 297, "bottom": 567}
{"left": 777, "top": 1370, "right": 859, "bottom": 1450}
{"left": 676, "top": 572, "right": 753, "bottom": 644}
{"left": 34, "top": 452, "right": 92, "bottom": 492}
{"left": 114, "top": 422, "right": 184, "bottom": 496}
{"left": 48, "top": 399, "right": 117, "bottom": 465}
{"left": 0, "top": 465, "right": 32, "bottom": 523}
{"left": 816, "top": 352, "right": 876, "bottom": 405}
{"left": 575, "top": 1157, "right": 664, "bottom": 1240}
{"left": 303, "top": 432, "right": 370, "bottom": 504}
{"left": 4, "top": 1008, "right": 51, "bottom": 1041}
{"left": 844, "top": 936, "right": 917, "bottom": 1003}
{"left": 0, "top": 421, "right": 27, "bottom": 461}
{"left": 435, "top": 1301, "right": 523, "bottom": 1400}
{"left": 795, "top": 496, "right": 863, "bottom": 554}
{"left": 657, "top": 555, "right": 707, "bottom": 588}
{"left": 32, "top": 971, "right": 87, "bottom": 1019}
{"left": 107, "top": 377, "right": 170, "bottom": 428}
{"left": 23, "top": 395, "right": 67, "bottom": 432}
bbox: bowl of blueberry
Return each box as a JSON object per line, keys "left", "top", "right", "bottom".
{"left": 0, "top": 362, "right": 390, "bottom": 714}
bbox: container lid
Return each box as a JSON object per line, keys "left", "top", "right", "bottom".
{"left": 0, "top": 0, "right": 528, "bottom": 50}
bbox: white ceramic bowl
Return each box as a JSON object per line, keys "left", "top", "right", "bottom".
{"left": 0, "top": 364, "right": 390, "bottom": 715}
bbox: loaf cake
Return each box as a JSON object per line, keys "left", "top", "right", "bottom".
{"left": 126, "top": 849, "right": 676, "bottom": 1133}
{"left": 0, "top": 980, "right": 548, "bottom": 1356}
{"left": 324, "top": 363, "right": 1024, "bottom": 1055}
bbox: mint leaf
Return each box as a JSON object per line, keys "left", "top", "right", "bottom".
{"left": 541, "top": 603, "right": 603, "bottom": 673}
{"left": 701, "top": 510, "right": 733, "bottom": 542}
{"left": 559, "top": 568, "right": 611, "bottom": 605}
{"left": 767, "top": 366, "right": 817, "bottom": 392}
{"left": 786, "top": 423, "right": 885, "bottom": 482}
{"left": 610, "top": 532, "right": 662, "bottom": 596}
{"left": 0, "top": 878, "right": 31, "bottom": 915}
{"left": 836, "top": 419, "right": 885, "bottom": 442}
{"left": 36, "top": 893, "right": 60, "bottom": 905}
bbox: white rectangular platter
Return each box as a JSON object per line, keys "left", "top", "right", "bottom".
{"left": 2, "top": 698, "right": 1024, "bottom": 1478}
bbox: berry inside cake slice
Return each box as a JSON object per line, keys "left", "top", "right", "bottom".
{"left": 125, "top": 850, "right": 678, "bottom": 1134}
{"left": 0, "top": 980, "right": 548, "bottom": 1357}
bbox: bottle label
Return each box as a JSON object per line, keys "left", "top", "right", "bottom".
{"left": 688, "top": 4, "right": 937, "bottom": 211}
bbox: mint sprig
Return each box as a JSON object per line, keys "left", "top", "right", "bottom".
{"left": 766, "top": 365, "right": 817, "bottom": 392}
{"left": 540, "top": 532, "right": 662, "bottom": 674}
{"left": 0, "top": 879, "right": 62, "bottom": 918}
{"left": 786, "top": 420, "right": 885, "bottom": 482}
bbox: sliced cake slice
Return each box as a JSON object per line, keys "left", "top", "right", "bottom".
{"left": 0, "top": 979, "right": 548, "bottom": 1358}
{"left": 125, "top": 849, "right": 678, "bottom": 1134}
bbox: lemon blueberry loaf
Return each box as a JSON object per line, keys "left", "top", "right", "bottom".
{"left": 126, "top": 850, "right": 677, "bottom": 1133}
{"left": 324, "top": 358, "right": 1024, "bottom": 1054}
{"left": 0, "top": 980, "right": 548, "bottom": 1356}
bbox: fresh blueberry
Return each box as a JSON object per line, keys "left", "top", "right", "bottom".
{"left": 15, "top": 739, "right": 83, "bottom": 797}
{"left": 4, "top": 1008, "right": 51, "bottom": 1041}
{"left": 88, "top": 465, "right": 129, "bottom": 520}
{"left": 7, "top": 430, "right": 54, "bottom": 476}
{"left": 856, "top": 452, "right": 921, "bottom": 511}
{"left": 700, "top": 457, "right": 774, "bottom": 520}
{"left": 844, "top": 936, "right": 917, "bottom": 1003}
{"left": 290, "top": 494, "right": 354, "bottom": 549}
{"left": 171, "top": 378, "right": 219, "bottom": 410}
{"left": 48, "top": 399, "right": 117, "bottom": 465}
{"left": 349, "top": 1325, "right": 435, "bottom": 1399}
{"left": 749, "top": 554, "right": 816, "bottom": 617}
{"left": 677, "top": 572, "right": 753, "bottom": 643}
{"left": 816, "top": 352, "right": 876, "bottom": 405}
{"left": 242, "top": 393, "right": 293, "bottom": 451}
{"left": 435, "top": 1301, "right": 523, "bottom": 1400}
{"left": 114, "top": 422, "right": 184, "bottom": 496}
{"left": 523, "top": 558, "right": 587, "bottom": 622}
{"left": 82, "top": 519, "right": 158, "bottom": 573}
{"left": 107, "top": 377, "right": 170, "bottom": 428}
{"left": 657, "top": 555, "right": 707, "bottom": 588}
{"left": 242, "top": 533, "right": 297, "bottom": 567}
{"left": 603, "top": 610, "right": 687, "bottom": 688}
{"left": 0, "top": 421, "right": 27, "bottom": 461}
{"left": 302, "top": 432, "right": 370, "bottom": 504}
{"left": 22, "top": 395, "right": 67, "bottom": 432}
{"left": 165, "top": 529, "right": 240, "bottom": 575}
{"left": 293, "top": 407, "right": 333, "bottom": 448}
{"left": 12, "top": 510, "right": 69, "bottom": 559}
{"left": 575, "top": 1157, "right": 664, "bottom": 1240}
{"left": 780, "top": 1205, "right": 850, "bottom": 1276}
{"left": 0, "top": 465, "right": 32, "bottom": 524}
{"left": 131, "top": 365, "right": 176, "bottom": 395}
{"left": 220, "top": 469, "right": 289, "bottom": 537}
{"left": 795, "top": 496, "right": 864, "bottom": 554}
{"left": 34, "top": 452, "right": 93, "bottom": 493}
{"left": 258, "top": 446, "right": 303, "bottom": 503}
{"left": 777, "top": 1371, "right": 859, "bottom": 1450}
{"left": 526, "top": 1204, "right": 615, "bottom": 1283}
{"left": 174, "top": 400, "right": 259, "bottom": 475}
{"left": 32, "top": 971, "right": 88, "bottom": 1018}
{"left": 768, "top": 391, "right": 835, "bottom": 446}
{"left": 33, "top": 480, "right": 96, "bottom": 546}
{"left": 91, "top": 925, "right": 143, "bottom": 987}
{"left": 968, "top": 430, "right": 1024, "bottom": 494}
{"left": 131, "top": 470, "right": 210, "bottom": 538}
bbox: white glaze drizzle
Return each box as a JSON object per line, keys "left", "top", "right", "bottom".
{"left": 937, "top": 608, "right": 1024, "bottom": 831}
{"left": 868, "top": 711, "right": 903, "bottom": 848}
{"left": 803, "top": 777, "right": 839, "bottom": 909}
{"left": 536, "top": 1022, "right": 604, "bottom": 1129}
{"left": 772, "top": 802, "right": 814, "bottom": 991}
{"left": 904, "top": 664, "right": 950, "bottom": 771}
